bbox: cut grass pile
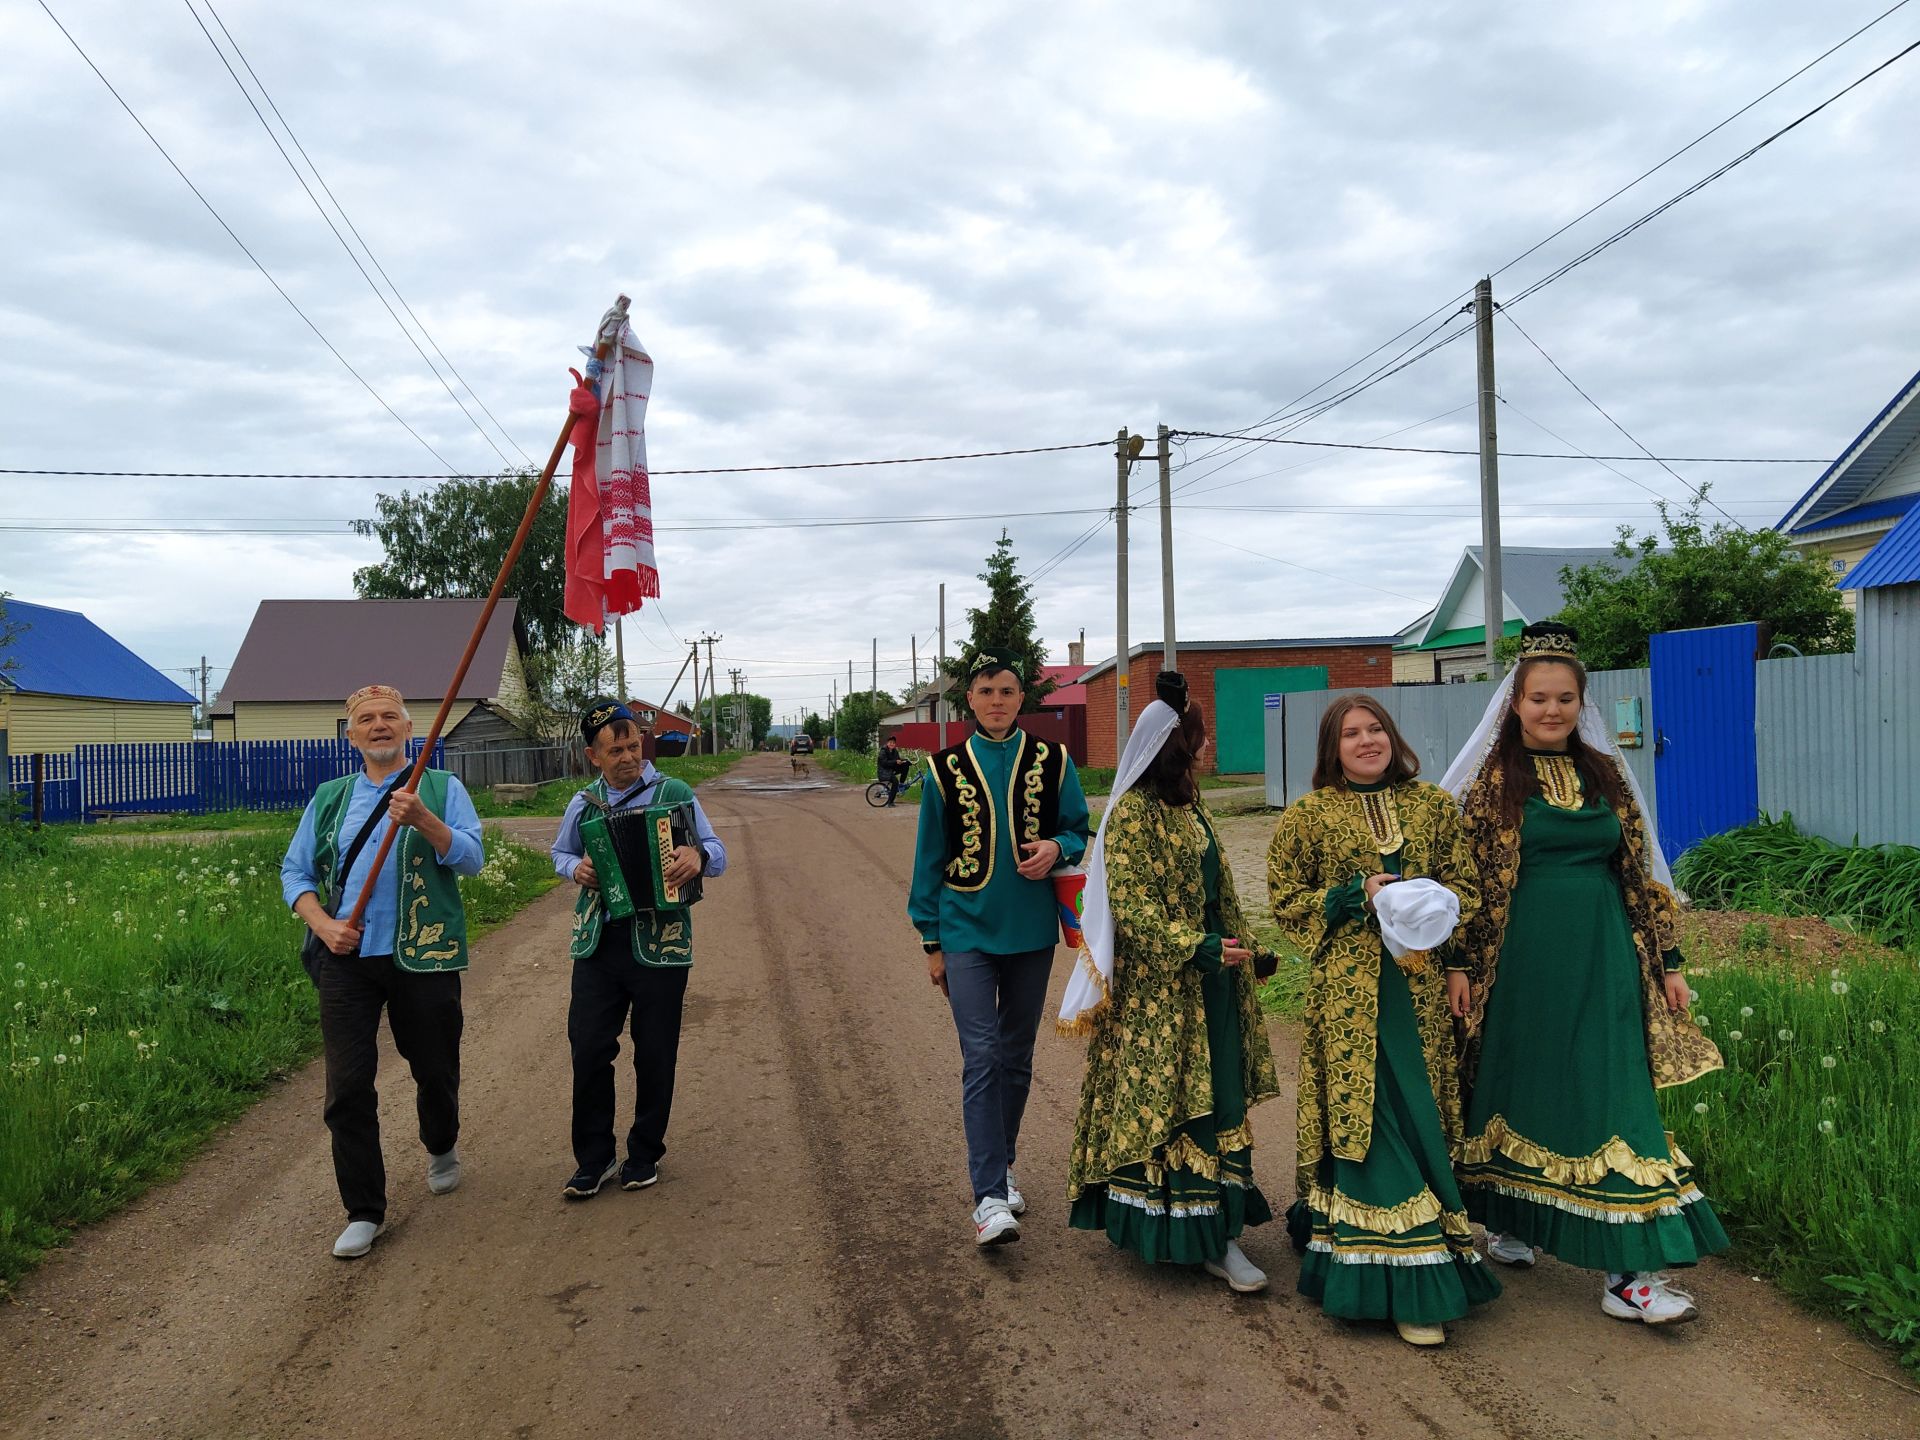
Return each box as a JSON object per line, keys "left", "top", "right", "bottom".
{"left": 0, "top": 821, "right": 557, "bottom": 1290}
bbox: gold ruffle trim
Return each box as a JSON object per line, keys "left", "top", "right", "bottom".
{"left": 1306, "top": 1182, "right": 1442, "bottom": 1237}
{"left": 1140, "top": 1120, "right": 1257, "bottom": 1186}
{"left": 1055, "top": 948, "right": 1112, "bottom": 1037}
{"left": 1456, "top": 1115, "right": 1692, "bottom": 1190}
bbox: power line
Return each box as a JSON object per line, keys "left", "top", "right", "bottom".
{"left": 0, "top": 438, "right": 1112, "bottom": 482}
{"left": 1506, "top": 37, "right": 1920, "bottom": 307}
{"left": 33, "top": 0, "right": 458, "bottom": 473}
{"left": 1165, "top": 432, "right": 1821, "bottom": 463}
{"left": 1171, "top": 403, "right": 1477, "bottom": 502}
{"left": 179, "top": 0, "right": 514, "bottom": 469}
{"left": 1173, "top": 524, "right": 1428, "bottom": 604}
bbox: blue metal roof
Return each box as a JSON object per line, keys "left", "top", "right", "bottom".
{"left": 1779, "top": 365, "right": 1920, "bottom": 534}
{"left": 1844, "top": 507, "right": 1920, "bottom": 590}
{"left": 1792, "top": 490, "right": 1919, "bottom": 535}
{"left": 0, "top": 601, "right": 197, "bottom": 704}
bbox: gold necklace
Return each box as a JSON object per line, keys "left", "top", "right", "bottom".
{"left": 1532, "top": 753, "right": 1585, "bottom": 810}
{"left": 1352, "top": 787, "right": 1405, "bottom": 855}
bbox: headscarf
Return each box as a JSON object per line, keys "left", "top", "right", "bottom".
{"left": 1056, "top": 697, "right": 1181, "bottom": 1030}
{"left": 1436, "top": 641, "right": 1676, "bottom": 894}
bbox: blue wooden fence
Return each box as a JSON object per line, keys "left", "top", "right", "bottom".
{"left": 8, "top": 738, "right": 442, "bottom": 824}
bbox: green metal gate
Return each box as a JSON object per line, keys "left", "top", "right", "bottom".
{"left": 1213, "top": 666, "right": 1328, "bottom": 774}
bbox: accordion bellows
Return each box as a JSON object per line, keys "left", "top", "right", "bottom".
{"left": 580, "top": 802, "right": 703, "bottom": 919}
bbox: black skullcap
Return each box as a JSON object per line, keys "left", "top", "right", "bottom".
{"left": 580, "top": 697, "right": 635, "bottom": 743}
{"left": 966, "top": 647, "right": 1025, "bottom": 682}
{"left": 1154, "top": 670, "right": 1190, "bottom": 711}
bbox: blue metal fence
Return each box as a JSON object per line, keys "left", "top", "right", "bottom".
{"left": 8, "top": 738, "right": 442, "bottom": 823}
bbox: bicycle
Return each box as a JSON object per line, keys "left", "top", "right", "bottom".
{"left": 866, "top": 770, "right": 922, "bottom": 808}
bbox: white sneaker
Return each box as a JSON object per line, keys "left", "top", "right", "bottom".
{"left": 1602, "top": 1272, "right": 1699, "bottom": 1325}
{"left": 332, "top": 1220, "right": 384, "bottom": 1259}
{"left": 1203, "top": 1239, "right": 1268, "bottom": 1293}
{"left": 972, "top": 1196, "right": 1020, "bottom": 1247}
{"left": 1486, "top": 1231, "right": 1536, "bottom": 1267}
{"left": 1005, "top": 1172, "right": 1027, "bottom": 1216}
{"left": 427, "top": 1147, "right": 461, "bottom": 1195}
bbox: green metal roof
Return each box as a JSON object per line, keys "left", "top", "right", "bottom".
{"left": 1398, "top": 618, "right": 1523, "bottom": 652}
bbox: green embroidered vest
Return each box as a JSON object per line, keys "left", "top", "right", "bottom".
{"left": 568, "top": 774, "right": 700, "bottom": 968}
{"left": 930, "top": 729, "right": 1066, "bottom": 894}
{"left": 310, "top": 768, "right": 469, "bottom": 973}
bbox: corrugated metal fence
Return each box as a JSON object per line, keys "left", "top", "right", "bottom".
{"left": 8, "top": 738, "right": 441, "bottom": 823}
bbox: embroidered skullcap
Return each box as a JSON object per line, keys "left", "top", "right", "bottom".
{"left": 345, "top": 684, "right": 405, "bottom": 719}
{"left": 966, "top": 647, "right": 1025, "bottom": 682}
{"left": 580, "top": 697, "right": 635, "bottom": 743}
{"left": 1518, "top": 622, "right": 1580, "bottom": 663}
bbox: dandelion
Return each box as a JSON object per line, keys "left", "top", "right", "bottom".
{"left": 1728, "top": 1030, "right": 1744, "bottom": 1042}
{"left": 1821, "top": 1055, "right": 1837, "bottom": 1069}
{"left": 68, "top": 1034, "right": 81, "bottom": 1046}
{"left": 1739, "top": 1006, "right": 1754, "bottom": 1018}
{"left": 28, "top": 1056, "right": 41, "bottom": 1067}
{"left": 1830, "top": 967, "right": 1842, "bottom": 980}
{"left": 12, "top": 961, "right": 22, "bottom": 971}
{"left": 1778, "top": 1029, "right": 1794, "bottom": 1042}
{"left": 84, "top": 1005, "right": 96, "bottom": 1016}
{"left": 1871, "top": 1019, "right": 1887, "bottom": 1035}
{"left": 1693, "top": 1101, "right": 1709, "bottom": 1114}
{"left": 127, "top": 1029, "right": 141, "bottom": 1039}
{"left": 53, "top": 1053, "right": 67, "bottom": 1065}
{"left": 1823, "top": 1095, "right": 1839, "bottom": 1107}
{"left": 1831, "top": 981, "right": 1850, "bottom": 996}
{"left": 1697, "top": 1015, "right": 1710, "bottom": 1028}
{"left": 174, "top": 909, "right": 186, "bottom": 920}
{"left": 1819, "top": 1119, "right": 1835, "bottom": 1135}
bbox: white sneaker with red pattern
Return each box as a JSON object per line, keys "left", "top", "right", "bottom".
{"left": 1602, "top": 1272, "right": 1699, "bottom": 1324}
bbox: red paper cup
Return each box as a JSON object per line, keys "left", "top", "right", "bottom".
{"left": 1053, "top": 866, "right": 1087, "bottom": 950}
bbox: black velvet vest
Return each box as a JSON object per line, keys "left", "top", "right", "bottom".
{"left": 930, "top": 728, "right": 1067, "bottom": 893}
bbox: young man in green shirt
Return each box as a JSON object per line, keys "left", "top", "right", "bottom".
{"left": 909, "top": 649, "right": 1091, "bottom": 1245}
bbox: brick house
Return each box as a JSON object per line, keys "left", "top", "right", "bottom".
{"left": 1078, "top": 637, "right": 1396, "bottom": 773}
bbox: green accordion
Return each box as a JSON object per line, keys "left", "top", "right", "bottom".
{"left": 580, "top": 801, "right": 703, "bottom": 920}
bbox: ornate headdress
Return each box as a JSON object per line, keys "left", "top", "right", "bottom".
{"left": 1154, "top": 670, "right": 1192, "bottom": 712}
{"left": 1517, "top": 622, "right": 1580, "bottom": 662}
{"left": 344, "top": 684, "right": 405, "bottom": 720}
{"left": 966, "top": 647, "right": 1025, "bottom": 681}
{"left": 580, "top": 697, "right": 636, "bottom": 743}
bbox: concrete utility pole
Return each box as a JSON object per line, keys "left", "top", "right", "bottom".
{"left": 699, "top": 633, "right": 722, "bottom": 752}
{"left": 689, "top": 644, "right": 703, "bottom": 754}
{"left": 613, "top": 617, "right": 627, "bottom": 701}
{"left": 871, "top": 637, "right": 877, "bottom": 698}
{"left": 911, "top": 634, "right": 918, "bottom": 692}
{"left": 1474, "top": 276, "right": 1505, "bottom": 678}
{"left": 937, "top": 583, "right": 949, "bottom": 748}
{"left": 198, "top": 655, "right": 209, "bottom": 730}
{"left": 1114, "top": 427, "right": 1134, "bottom": 759}
{"left": 1157, "top": 422, "right": 1176, "bottom": 673}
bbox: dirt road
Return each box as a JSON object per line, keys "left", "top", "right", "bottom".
{"left": 4, "top": 753, "right": 1915, "bottom": 1439}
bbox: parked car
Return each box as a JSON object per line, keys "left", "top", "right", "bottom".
{"left": 789, "top": 734, "right": 815, "bottom": 755}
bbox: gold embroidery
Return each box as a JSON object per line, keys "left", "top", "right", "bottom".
{"left": 1307, "top": 1182, "right": 1443, "bottom": 1235}
{"left": 1455, "top": 1114, "right": 1693, "bottom": 1189}
{"left": 944, "top": 751, "right": 986, "bottom": 883}
{"left": 1020, "top": 738, "right": 1049, "bottom": 844}
{"left": 1532, "top": 753, "right": 1584, "bottom": 810}
{"left": 1353, "top": 788, "right": 1405, "bottom": 855}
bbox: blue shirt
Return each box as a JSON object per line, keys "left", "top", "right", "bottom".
{"left": 281, "top": 770, "right": 485, "bottom": 957}
{"left": 550, "top": 764, "right": 729, "bottom": 882}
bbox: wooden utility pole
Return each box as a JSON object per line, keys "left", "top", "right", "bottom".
{"left": 1114, "top": 427, "right": 1133, "bottom": 758}
{"left": 613, "top": 617, "right": 627, "bottom": 700}
{"left": 937, "top": 584, "right": 949, "bottom": 749}
{"left": 1474, "top": 277, "right": 1505, "bottom": 677}
{"left": 690, "top": 643, "right": 704, "bottom": 753}
{"left": 1156, "top": 423, "right": 1176, "bottom": 672}
{"left": 699, "top": 633, "right": 722, "bottom": 752}
{"left": 871, "top": 637, "right": 877, "bottom": 698}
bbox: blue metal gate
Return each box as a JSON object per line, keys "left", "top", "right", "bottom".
{"left": 1649, "top": 623, "right": 1759, "bottom": 863}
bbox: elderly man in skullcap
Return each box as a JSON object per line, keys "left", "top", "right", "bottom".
{"left": 281, "top": 684, "right": 486, "bottom": 1260}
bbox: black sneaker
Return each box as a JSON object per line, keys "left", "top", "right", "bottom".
{"left": 563, "top": 1158, "right": 618, "bottom": 1200}
{"left": 620, "top": 1159, "right": 659, "bottom": 1191}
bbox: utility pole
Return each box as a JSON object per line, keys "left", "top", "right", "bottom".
{"left": 198, "top": 655, "right": 209, "bottom": 732}
{"left": 613, "top": 617, "right": 627, "bottom": 701}
{"left": 848, "top": 659, "right": 854, "bottom": 698}
{"left": 911, "top": 634, "right": 918, "bottom": 692}
{"left": 699, "top": 633, "right": 722, "bottom": 753}
{"left": 1114, "top": 427, "right": 1133, "bottom": 759}
{"left": 689, "top": 644, "right": 704, "bottom": 754}
{"left": 937, "top": 583, "right": 949, "bottom": 749}
{"left": 1474, "top": 277, "right": 1505, "bottom": 678}
{"left": 1156, "top": 422, "right": 1176, "bottom": 672}
{"left": 871, "top": 636, "right": 877, "bottom": 698}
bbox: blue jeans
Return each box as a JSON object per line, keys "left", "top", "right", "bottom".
{"left": 943, "top": 947, "right": 1054, "bottom": 1202}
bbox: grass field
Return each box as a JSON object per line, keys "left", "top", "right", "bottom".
{"left": 468, "top": 750, "right": 744, "bottom": 817}
{"left": 0, "top": 821, "right": 558, "bottom": 1290}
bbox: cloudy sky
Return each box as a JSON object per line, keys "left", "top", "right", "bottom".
{"left": 4, "top": 0, "right": 1916, "bottom": 721}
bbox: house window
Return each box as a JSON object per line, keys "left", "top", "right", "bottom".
{"left": 337, "top": 718, "right": 349, "bottom": 740}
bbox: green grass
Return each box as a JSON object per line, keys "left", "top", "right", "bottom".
{"left": 1676, "top": 816, "right": 1920, "bottom": 950}
{"left": 0, "top": 821, "right": 558, "bottom": 1290}
{"left": 59, "top": 808, "right": 302, "bottom": 836}
{"left": 1075, "top": 768, "right": 1253, "bottom": 797}
{"left": 1661, "top": 939, "right": 1920, "bottom": 1370}
{"left": 1250, "top": 921, "right": 1309, "bottom": 1020}
{"left": 465, "top": 751, "right": 744, "bottom": 818}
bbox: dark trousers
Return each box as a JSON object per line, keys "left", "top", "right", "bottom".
{"left": 569, "top": 930, "right": 690, "bottom": 1171}
{"left": 942, "top": 947, "right": 1054, "bottom": 1202}
{"left": 316, "top": 951, "right": 463, "bottom": 1224}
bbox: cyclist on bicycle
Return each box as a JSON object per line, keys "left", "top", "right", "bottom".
{"left": 877, "top": 735, "right": 911, "bottom": 806}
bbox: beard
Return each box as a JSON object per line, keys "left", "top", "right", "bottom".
{"left": 360, "top": 743, "right": 405, "bottom": 764}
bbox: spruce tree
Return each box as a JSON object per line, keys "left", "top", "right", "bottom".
{"left": 945, "top": 533, "right": 1054, "bottom": 712}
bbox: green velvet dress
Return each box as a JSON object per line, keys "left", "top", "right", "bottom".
{"left": 1070, "top": 809, "right": 1274, "bottom": 1263}
{"left": 1285, "top": 801, "right": 1501, "bottom": 1324}
{"left": 1458, "top": 792, "right": 1729, "bottom": 1271}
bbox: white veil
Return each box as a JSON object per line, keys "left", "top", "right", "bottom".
{"left": 1438, "top": 671, "right": 1676, "bottom": 894}
{"left": 1057, "top": 698, "right": 1181, "bottom": 1030}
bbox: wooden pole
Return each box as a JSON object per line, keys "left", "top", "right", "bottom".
{"left": 347, "top": 296, "right": 627, "bottom": 927}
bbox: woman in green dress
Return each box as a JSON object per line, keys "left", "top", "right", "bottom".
{"left": 1440, "top": 623, "right": 1727, "bottom": 1325}
{"left": 1064, "top": 672, "right": 1281, "bottom": 1292}
{"left": 1268, "top": 695, "right": 1499, "bottom": 1346}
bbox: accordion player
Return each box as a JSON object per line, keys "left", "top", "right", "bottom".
{"left": 578, "top": 801, "right": 705, "bottom": 920}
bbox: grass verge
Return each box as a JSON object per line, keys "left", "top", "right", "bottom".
{"left": 0, "top": 821, "right": 557, "bottom": 1291}
{"left": 1659, "top": 932, "right": 1920, "bottom": 1371}
{"left": 466, "top": 751, "right": 744, "bottom": 818}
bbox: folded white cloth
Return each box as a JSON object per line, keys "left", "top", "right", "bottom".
{"left": 1373, "top": 878, "right": 1461, "bottom": 959}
